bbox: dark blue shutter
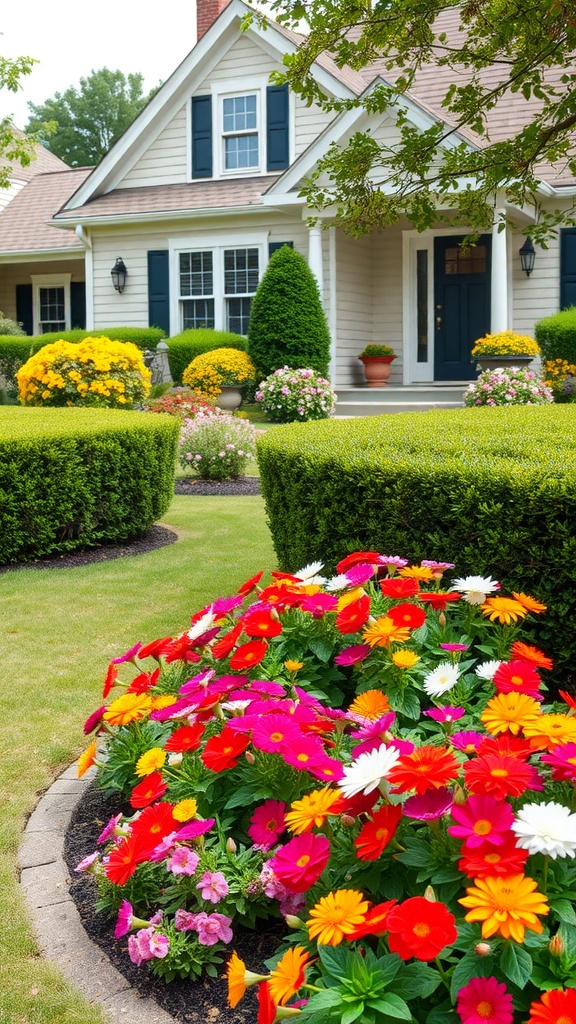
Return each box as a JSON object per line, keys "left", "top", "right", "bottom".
{"left": 148, "top": 250, "right": 170, "bottom": 335}
{"left": 266, "top": 84, "right": 289, "bottom": 172}
{"left": 560, "top": 228, "right": 576, "bottom": 309}
{"left": 16, "top": 284, "right": 33, "bottom": 336}
{"left": 192, "top": 95, "right": 213, "bottom": 179}
{"left": 268, "top": 241, "right": 293, "bottom": 257}
{"left": 70, "top": 281, "right": 86, "bottom": 329}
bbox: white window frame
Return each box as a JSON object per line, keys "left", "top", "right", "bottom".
{"left": 211, "top": 76, "right": 270, "bottom": 178}
{"left": 178, "top": 251, "right": 216, "bottom": 331}
{"left": 31, "top": 273, "right": 72, "bottom": 335}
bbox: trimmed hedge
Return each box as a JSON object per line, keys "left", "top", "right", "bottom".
{"left": 0, "top": 407, "right": 179, "bottom": 564}
{"left": 534, "top": 308, "right": 576, "bottom": 362}
{"left": 166, "top": 329, "right": 246, "bottom": 384}
{"left": 257, "top": 405, "right": 576, "bottom": 686}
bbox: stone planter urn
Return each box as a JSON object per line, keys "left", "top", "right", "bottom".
{"left": 476, "top": 355, "right": 534, "bottom": 372}
{"left": 359, "top": 355, "right": 397, "bottom": 387}
{"left": 216, "top": 385, "right": 243, "bottom": 410}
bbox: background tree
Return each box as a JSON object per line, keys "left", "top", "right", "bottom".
{"left": 25, "top": 68, "right": 158, "bottom": 167}
{"left": 248, "top": 0, "right": 576, "bottom": 241}
{"left": 248, "top": 245, "right": 331, "bottom": 379}
{"left": 0, "top": 52, "right": 37, "bottom": 188}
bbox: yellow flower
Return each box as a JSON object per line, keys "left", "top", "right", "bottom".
{"left": 459, "top": 873, "right": 549, "bottom": 943}
{"left": 522, "top": 713, "right": 576, "bottom": 751}
{"left": 307, "top": 889, "right": 369, "bottom": 946}
{"left": 268, "top": 946, "right": 310, "bottom": 1006}
{"left": 398, "top": 565, "right": 436, "bottom": 581}
{"left": 150, "top": 694, "right": 177, "bottom": 711}
{"left": 392, "top": 650, "right": 420, "bottom": 669}
{"left": 77, "top": 739, "right": 97, "bottom": 778}
{"left": 135, "top": 747, "right": 166, "bottom": 777}
{"left": 480, "top": 692, "right": 542, "bottom": 736}
{"left": 284, "top": 660, "right": 304, "bottom": 673}
{"left": 103, "top": 693, "right": 153, "bottom": 726}
{"left": 480, "top": 596, "right": 527, "bottom": 625}
{"left": 337, "top": 587, "right": 365, "bottom": 611}
{"left": 173, "top": 798, "right": 198, "bottom": 822}
{"left": 348, "top": 690, "right": 390, "bottom": 720}
{"left": 362, "top": 617, "right": 411, "bottom": 647}
{"left": 285, "top": 787, "right": 342, "bottom": 834}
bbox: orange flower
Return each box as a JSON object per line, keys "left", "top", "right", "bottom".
{"left": 226, "top": 950, "right": 267, "bottom": 1008}
{"left": 398, "top": 565, "right": 436, "bottom": 581}
{"left": 459, "top": 873, "right": 549, "bottom": 943}
{"left": 388, "top": 745, "right": 460, "bottom": 795}
{"left": 480, "top": 597, "right": 527, "bottom": 625}
{"left": 268, "top": 946, "right": 310, "bottom": 1006}
{"left": 528, "top": 988, "right": 576, "bottom": 1024}
{"left": 103, "top": 692, "right": 153, "bottom": 726}
{"left": 284, "top": 788, "right": 343, "bottom": 834}
{"left": 77, "top": 739, "right": 97, "bottom": 778}
{"left": 480, "top": 692, "right": 542, "bottom": 736}
{"left": 522, "top": 713, "right": 576, "bottom": 751}
{"left": 512, "top": 592, "right": 547, "bottom": 614}
{"left": 362, "top": 617, "right": 411, "bottom": 648}
{"left": 348, "top": 689, "right": 390, "bottom": 720}
{"left": 510, "top": 641, "right": 553, "bottom": 671}
{"left": 354, "top": 803, "right": 402, "bottom": 860}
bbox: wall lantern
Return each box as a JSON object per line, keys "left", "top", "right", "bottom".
{"left": 519, "top": 237, "right": 536, "bottom": 277}
{"left": 111, "top": 257, "right": 127, "bottom": 293}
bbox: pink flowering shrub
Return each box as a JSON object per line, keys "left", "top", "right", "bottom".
{"left": 177, "top": 407, "right": 256, "bottom": 480}
{"left": 77, "top": 552, "right": 576, "bottom": 1020}
{"left": 255, "top": 366, "right": 336, "bottom": 422}
{"left": 464, "top": 367, "right": 553, "bottom": 406}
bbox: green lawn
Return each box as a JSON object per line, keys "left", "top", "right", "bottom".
{"left": 0, "top": 494, "right": 275, "bottom": 1024}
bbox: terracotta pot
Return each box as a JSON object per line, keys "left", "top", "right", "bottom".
{"left": 216, "top": 385, "right": 243, "bottom": 410}
{"left": 476, "top": 355, "right": 534, "bottom": 372}
{"left": 359, "top": 355, "right": 396, "bottom": 387}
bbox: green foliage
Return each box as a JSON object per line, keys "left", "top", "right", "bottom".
{"left": 247, "top": 246, "right": 331, "bottom": 380}
{"left": 535, "top": 309, "right": 576, "bottom": 363}
{"left": 25, "top": 68, "right": 158, "bottom": 167}
{"left": 148, "top": 923, "right": 225, "bottom": 982}
{"left": 166, "top": 329, "right": 246, "bottom": 384}
{"left": 0, "top": 310, "right": 25, "bottom": 336}
{"left": 0, "top": 55, "right": 37, "bottom": 191}
{"left": 359, "top": 344, "right": 395, "bottom": 358}
{"left": 256, "top": 405, "right": 576, "bottom": 685}
{"left": 0, "top": 407, "right": 179, "bottom": 563}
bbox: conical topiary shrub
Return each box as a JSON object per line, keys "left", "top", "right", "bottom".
{"left": 247, "top": 245, "right": 331, "bottom": 380}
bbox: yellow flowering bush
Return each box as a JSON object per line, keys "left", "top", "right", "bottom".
{"left": 16, "top": 337, "right": 151, "bottom": 408}
{"left": 471, "top": 331, "right": 541, "bottom": 357}
{"left": 182, "top": 347, "right": 256, "bottom": 399}
{"left": 544, "top": 357, "right": 576, "bottom": 402}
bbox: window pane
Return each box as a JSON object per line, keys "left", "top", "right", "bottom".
{"left": 416, "top": 250, "right": 428, "bottom": 363}
{"left": 179, "top": 251, "right": 213, "bottom": 297}
{"left": 225, "top": 134, "right": 258, "bottom": 169}
{"left": 181, "top": 299, "right": 215, "bottom": 330}
{"left": 227, "top": 296, "right": 252, "bottom": 335}
{"left": 40, "top": 287, "right": 65, "bottom": 326}
{"left": 224, "top": 248, "right": 259, "bottom": 295}
{"left": 445, "top": 245, "right": 486, "bottom": 275}
{"left": 223, "top": 95, "right": 257, "bottom": 132}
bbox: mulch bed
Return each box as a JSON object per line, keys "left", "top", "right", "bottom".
{"left": 174, "top": 477, "right": 261, "bottom": 496}
{"left": 64, "top": 781, "right": 285, "bottom": 1024}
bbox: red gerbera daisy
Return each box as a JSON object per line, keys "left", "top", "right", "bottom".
{"left": 335, "top": 595, "right": 371, "bottom": 635}
{"left": 102, "top": 661, "right": 118, "bottom": 699}
{"left": 269, "top": 833, "right": 330, "bottom": 893}
{"left": 528, "top": 987, "right": 576, "bottom": 1024}
{"left": 242, "top": 610, "right": 283, "bottom": 639}
{"left": 229, "top": 639, "right": 268, "bottom": 671}
{"left": 493, "top": 660, "right": 542, "bottom": 698}
{"left": 387, "top": 603, "right": 426, "bottom": 629}
{"left": 127, "top": 668, "right": 160, "bottom": 694}
{"left": 138, "top": 636, "right": 174, "bottom": 660}
{"left": 458, "top": 838, "right": 529, "bottom": 879}
{"left": 129, "top": 772, "right": 168, "bottom": 809}
{"left": 105, "top": 834, "right": 147, "bottom": 885}
{"left": 464, "top": 752, "right": 543, "bottom": 800}
{"left": 337, "top": 551, "right": 381, "bottom": 574}
{"left": 559, "top": 690, "right": 576, "bottom": 711}
{"left": 477, "top": 734, "right": 534, "bottom": 760}
{"left": 130, "top": 802, "right": 177, "bottom": 854}
{"left": 380, "top": 577, "right": 420, "bottom": 599}
{"left": 256, "top": 981, "right": 277, "bottom": 1024}
{"left": 201, "top": 727, "right": 250, "bottom": 772}
{"left": 386, "top": 896, "right": 457, "bottom": 961}
{"left": 164, "top": 722, "right": 205, "bottom": 753}
{"left": 388, "top": 746, "right": 460, "bottom": 795}
{"left": 354, "top": 804, "right": 402, "bottom": 861}
{"left": 345, "top": 900, "right": 397, "bottom": 939}
{"left": 237, "top": 570, "right": 264, "bottom": 596}
{"left": 211, "top": 623, "right": 243, "bottom": 660}
{"left": 417, "top": 591, "right": 461, "bottom": 610}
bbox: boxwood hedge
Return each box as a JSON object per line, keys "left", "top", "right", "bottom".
{"left": 257, "top": 405, "right": 576, "bottom": 685}
{"left": 0, "top": 407, "right": 179, "bottom": 564}
{"left": 534, "top": 308, "right": 576, "bottom": 363}
{"left": 167, "top": 329, "right": 247, "bottom": 384}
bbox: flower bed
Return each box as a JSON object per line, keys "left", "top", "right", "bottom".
{"left": 78, "top": 551, "right": 576, "bottom": 1024}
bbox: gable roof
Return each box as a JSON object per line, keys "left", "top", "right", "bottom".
{"left": 0, "top": 168, "right": 91, "bottom": 255}
{"left": 0, "top": 128, "right": 71, "bottom": 184}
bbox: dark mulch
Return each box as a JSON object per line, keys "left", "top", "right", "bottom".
{"left": 175, "top": 477, "right": 261, "bottom": 496}
{"left": 65, "top": 781, "right": 285, "bottom": 1024}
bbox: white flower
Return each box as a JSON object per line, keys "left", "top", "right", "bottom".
{"left": 294, "top": 561, "right": 326, "bottom": 585}
{"left": 475, "top": 660, "right": 502, "bottom": 681}
{"left": 423, "top": 661, "right": 460, "bottom": 698}
{"left": 187, "top": 610, "right": 217, "bottom": 640}
{"left": 511, "top": 801, "right": 576, "bottom": 859}
{"left": 325, "top": 574, "right": 351, "bottom": 592}
{"left": 337, "top": 743, "right": 401, "bottom": 799}
{"left": 452, "top": 575, "right": 500, "bottom": 605}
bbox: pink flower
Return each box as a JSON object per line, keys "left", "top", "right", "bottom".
{"left": 112, "top": 642, "right": 142, "bottom": 665}
{"left": 83, "top": 706, "right": 106, "bottom": 735}
{"left": 541, "top": 742, "right": 576, "bottom": 781}
{"left": 404, "top": 787, "right": 454, "bottom": 821}
{"left": 345, "top": 564, "right": 376, "bottom": 585}
{"left": 114, "top": 899, "right": 134, "bottom": 938}
{"left": 440, "top": 643, "right": 469, "bottom": 652}
{"left": 334, "top": 645, "right": 371, "bottom": 666}
{"left": 174, "top": 909, "right": 198, "bottom": 931}
{"left": 193, "top": 911, "right": 233, "bottom": 945}
{"left": 424, "top": 706, "right": 465, "bottom": 724}
{"left": 447, "top": 794, "right": 514, "bottom": 848}
{"left": 127, "top": 927, "right": 169, "bottom": 965}
{"left": 248, "top": 800, "right": 287, "bottom": 849}
{"left": 259, "top": 863, "right": 288, "bottom": 900}
{"left": 251, "top": 713, "right": 303, "bottom": 755}
{"left": 97, "top": 813, "right": 124, "bottom": 845}
{"left": 269, "top": 833, "right": 330, "bottom": 893}
{"left": 301, "top": 593, "right": 338, "bottom": 617}
{"left": 451, "top": 730, "right": 484, "bottom": 753}
{"left": 196, "top": 870, "right": 229, "bottom": 903}
{"left": 75, "top": 851, "right": 99, "bottom": 873}
{"left": 166, "top": 847, "right": 200, "bottom": 876}
{"left": 456, "top": 975, "right": 514, "bottom": 1024}
{"left": 174, "top": 818, "right": 215, "bottom": 841}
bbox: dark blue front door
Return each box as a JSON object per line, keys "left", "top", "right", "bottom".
{"left": 434, "top": 235, "right": 491, "bottom": 380}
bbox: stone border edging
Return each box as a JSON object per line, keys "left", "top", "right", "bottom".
{"left": 18, "top": 762, "right": 175, "bottom": 1024}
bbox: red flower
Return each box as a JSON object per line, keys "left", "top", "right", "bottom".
{"left": 211, "top": 623, "right": 243, "bottom": 660}
{"left": 138, "top": 636, "right": 174, "bottom": 660}
{"left": 387, "top": 603, "right": 426, "bottom": 629}
{"left": 102, "top": 662, "right": 118, "bottom": 699}
{"left": 386, "top": 896, "right": 457, "bottom": 961}
{"left": 237, "top": 570, "right": 264, "bottom": 596}
{"left": 257, "top": 981, "right": 277, "bottom": 1024}
{"left": 105, "top": 835, "right": 146, "bottom": 885}
{"left": 337, "top": 551, "right": 381, "bottom": 573}
{"left": 477, "top": 733, "right": 534, "bottom": 760}
{"left": 269, "top": 833, "right": 330, "bottom": 893}
{"left": 127, "top": 668, "right": 160, "bottom": 694}
{"left": 130, "top": 802, "right": 177, "bottom": 853}
{"left": 242, "top": 610, "right": 283, "bottom": 639}
{"left": 558, "top": 690, "right": 576, "bottom": 711}
{"left": 528, "top": 988, "right": 576, "bottom": 1024}
{"left": 380, "top": 577, "right": 420, "bottom": 599}
{"left": 493, "top": 660, "right": 542, "bottom": 698}
{"left": 164, "top": 723, "right": 205, "bottom": 753}
{"left": 346, "top": 900, "right": 397, "bottom": 939}
{"left": 464, "top": 752, "right": 543, "bottom": 800}
{"left": 201, "top": 727, "right": 250, "bottom": 772}
{"left": 417, "top": 591, "right": 461, "bottom": 610}
{"left": 229, "top": 639, "right": 268, "bottom": 671}
{"left": 354, "top": 804, "right": 402, "bottom": 861}
{"left": 388, "top": 746, "right": 460, "bottom": 795}
{"left": 459, "top": 839, "right": 529, "bottom": 879}
{"left": 129, "top": 772, "right": 168, "bottom": 809}
{"left": 335, "top": 595, "right": 371, "bottom": 635}
{"left": 257, "top": 585, "right": 304, "bottom": 610}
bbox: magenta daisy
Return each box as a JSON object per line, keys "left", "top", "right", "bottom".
{"left": 251, "top": 713, "right": 303, "bottom": 755}
{"left": 281, "top": 735, "right": 328, "bottom": 771}
{"left": 301, "top": 593, "right": 338, "bottom": 617}
{"left": 456, "top": 976, "right": 514, "bottom": 1024}
{"left": 541, "top": 742, "right": 576, "bottom": 782}
{"left": 334, "top": 645, "right": 371, "bottom": 666}
{"left": 424, "top": 706, "right": 465, "bottom": 724}
{"left": 447, "top": 793, "right": 515, "bottom": 848}
{"left": 248, "top": 800, "right": 287, "bottom": 849}
{"left": 307, "top": 755, "right": 345, "bottom": 783}
{"left": 404, "top": 787, "right": 455, "bottom": 821}
{"left": 451, "top": 730, "right": 484, "bottom": 754}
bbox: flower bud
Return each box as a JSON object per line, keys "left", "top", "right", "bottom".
{"left": 438, "top": 612, "right": 446, "bottom": 629}
{"left": 452, "top": 784, "right": 467, "bottom": 805}
{"left": 549, "top": 934, "right": 564, "bottom": 958}
{"left": 284, "top": 915, "right": 305, "bottom": 930}
{"left": 424, "top": 885, "right": 436, "bottom": 902}
{"left": 244, "top": 750, "right": 256, "bottom": 764}
{"left": 167, "top": 752, "right": 183, "bottom": 767}
{"left": 226, "top": 837, "right": 237, "bottom": 854}
{"left": 341, "top": 814, "right": 356, "bottom": 828}
{"left": 475, "top": 942, "right": 491, "bottom": 956}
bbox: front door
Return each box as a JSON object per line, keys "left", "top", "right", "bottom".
{"left": 434, "top": 235, "right": 491, "bottom": 380}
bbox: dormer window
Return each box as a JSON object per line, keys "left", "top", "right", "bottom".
{"left": 223, "top": 95, "right": 259, "bottom": 170}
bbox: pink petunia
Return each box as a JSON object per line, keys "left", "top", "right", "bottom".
{"left": 193, "top": 911, "right": 233, "bottom": 945}
{"left": 127, "top": 927, "right": 169, "bottom": 965}
{"left": 97, "top": 813, "right": 124, "bottom": 845}
{"left": 174, "top": 909, "right": 198, "bottom": 931}
{"left": 114, "top": 899, "right": 134, "bottom": 938}
{"left": 166, "top": 847, "right": 200, "bottom": 876}
{"left": 248, "top": 800, "right": 287, "bottom": 849}
{"left": 196, "top": 870, "right": 229, "bottom": 903}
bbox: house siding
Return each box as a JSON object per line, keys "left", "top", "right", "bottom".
{"left": 119, "top": 108, "right": 189, "bottom": 188}
{"left": 512, "top": 214, "right": 564, "bottom": 335}
{"left": 334, "top": 231, "right": 375, "bottom": 387}
{"left": 0, "top": 259, "right": 85, "bottom": 323}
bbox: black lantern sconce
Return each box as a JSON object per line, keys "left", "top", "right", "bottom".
{"left": 111, "top": 257, "right": 127, "bottom": 293}
{"left": 519, "top": 237, "right": 536, "bottom": 278}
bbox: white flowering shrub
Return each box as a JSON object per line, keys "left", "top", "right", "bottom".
{"left": 178, "top": 409, "right": 257, "bottom": 481}
{"left": 255, "top": 366, "right": 337, "bottom": 423}
{"left": 464, "top": 367, "right": 553, "bottom": 407}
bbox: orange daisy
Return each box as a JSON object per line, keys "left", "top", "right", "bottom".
{"left": 362, "top": 617, "right": 411, "bottom": 648}
{"left": 388, "top": 745, "right": 460, "bottom": 795}
{"left": 528, "top": 988, "right": 576, "bottom": 1024}
{"left": 398, "top": 565, "right": 436, "bottom": 581}
{"left": 268, "top": 946, "right": 310, "bottom": 1006}
{"left": 103, "top": 692, "right": 153, "bottom": 727}
{"left": 77, "top": 739, "right": 97, "bottom": 778}
{"left": 512, "top": 592, "right": 547, "bottom": 614}
{"left": 459, "top": 873, "right": 549, "bottom": 943}
{"left": 226, "top": 951, "right": 266, "bottom": 1009}
{"left": 480, "top": 596, "right": 527, "bottom": 625}
{"left": 348, "top": 689, "right": 390, "bottom": 720}
{"left": 284, "top": 787, "right": 343, "bottom": 834}
{"left": 510, "top": 641, "right": 554, "bottom": 671}
{"left": 480, "top": 692, "right": 542, "bottom": 736}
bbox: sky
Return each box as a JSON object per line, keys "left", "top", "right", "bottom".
{"left": 0, "top": 0, "right": 201, "bottom": 129}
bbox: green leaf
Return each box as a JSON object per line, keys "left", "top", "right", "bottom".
{"left": 341, "top": 1003, "right": 365, "bottom": 1024}
{"left": 450, "top": 952, "right": 494, "bottom": 1000}
{"left": 500, "top": 942, "right": 533, "bottom": 988}
{"left": 300, "top": 989, "right": 343, "bottom": 1013}
{"left": 394, "top": 961, "right": 443, "bottom": 999}
{"left": 367, "top": 993, "right": 412, "bottom": 1019}
{"left": 318, "top": 944, "right": 354, "bottom": 980}
{"left": 550, "top": 899, "right": 576, "bottom": 925}
{"left": 308, "top": 638, "right": 333, "bottom": 662}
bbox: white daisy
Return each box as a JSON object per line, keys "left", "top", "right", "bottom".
{"left": 325, "top": 574, "right": 350, "bottom": 592}
{"left": 294, "top": 561, "right": 326, "bottom": 585}
{"left": 423, "top": 661, "right": 460, "bottom": 698}
{"left": 337, "top": 743, "right": 401, "bottom": 799}
{"left": 475, "top": 660, "right": 502, "bottom": 681}
{"left": 187, "top": 611, "right": 217, "bottom": 640}
{"left": 452, "top": 575, "right": 500, "bottom": 605}
{"left": 511, "top": 801, "right": 576, "bottom": 859}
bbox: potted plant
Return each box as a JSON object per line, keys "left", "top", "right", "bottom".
{"left": 182, "top": 348, "right": 257, "bottom": 410}
{"left": 358, "top": 344, "right": 397, "bottom": 387}
{"left": 471, "top": 331, "right": 541, "bottom": 371}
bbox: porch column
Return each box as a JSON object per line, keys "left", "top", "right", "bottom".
{"left": 308, "top": 222, "right": 324, "bottom": 303}
{"left": 491, "top": 207, "right": 509, "bottom": 333}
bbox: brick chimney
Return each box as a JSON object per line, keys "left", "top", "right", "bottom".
{"left": 197, "top": 0, "right": 232, "bottom": 40}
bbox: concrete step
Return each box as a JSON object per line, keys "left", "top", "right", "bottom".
{"left": 334, "top": 385, "right": 467, "bottom": 417}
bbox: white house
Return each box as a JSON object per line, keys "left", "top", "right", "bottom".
{"left": 1, "top": 0, "right": 575, "bottom": 400}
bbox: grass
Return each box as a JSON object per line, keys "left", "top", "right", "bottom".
{"left": 0, "top": 493, "right": 275, "bottom": 1024}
